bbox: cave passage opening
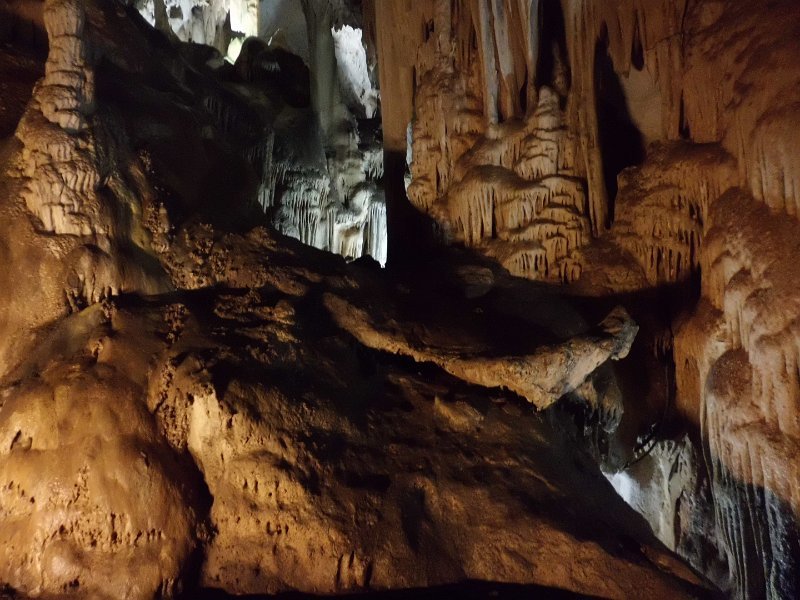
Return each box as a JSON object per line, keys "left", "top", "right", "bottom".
{"left": 593, "top": 27, "right": 646, "bottom": 226}
{"left": 534, "top": 0, "right": 571, "bottom": 104}
{"left": 133, "top": 0, "right": 389, "bottom": 267}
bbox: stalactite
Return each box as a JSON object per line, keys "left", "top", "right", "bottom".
{"left": 563, "top": 0, "right": 800, "bottom": 237}
{"left": 610, "top": 142, "right": 735, "bottom": 285}
{"left": 411, "top": 71, "right": 588, "bottom": 282}
{"left": 269, "top": 139, "right": 386, "bottom": 266}
{"left": 245, "top": 133, "right": 277, "bottom": 211}
{"left": 136, "top": 0, "right": 253, "bottom": 53}
{"left": 672, "top": 184, "right": 800, "bottom": 599}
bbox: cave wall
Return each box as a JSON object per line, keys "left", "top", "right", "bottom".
{"left": 0, "top": 3, "right": 720, "bottom": 597}
{"left": 0, "top": 0, "right": 798, "bottom": 597}
{"left": 379, "top": 0, "right": 800, "bottom": 597}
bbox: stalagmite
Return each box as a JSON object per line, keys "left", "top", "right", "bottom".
{"left": 16, "top": 0, "right": 100, "bottom": 238}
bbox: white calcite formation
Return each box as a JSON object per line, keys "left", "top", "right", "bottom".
{"left": 605, "top": 435, "right": 710, "bottom": 566}
{"left": 134, "top": 0, "right": 257, "bottom": 57}
{"left": 287, "top": 1, "right": 386, "bottom": 265}
{"left": 265, "top": 114, "right": 387, "bottom": 266}
{"left": 332, "top": 24, "right": 379, "bottom": 119}
{"left": 155, "top": 0, "right": 388, "bottom": 265}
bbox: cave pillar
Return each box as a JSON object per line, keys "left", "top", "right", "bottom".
{"left": 300, "top": 0, "right": 339, "bottom": 141}
{"left": 372, "top": 0, "right": 437, "bottom": 266}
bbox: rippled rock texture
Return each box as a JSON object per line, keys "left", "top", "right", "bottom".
{"left": 0, "top": 1, "right": 717, "bottom": 598}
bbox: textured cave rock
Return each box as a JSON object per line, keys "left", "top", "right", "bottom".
{"left": 0, "top": 1, "right": 720, "bottom": 599}
{"left": 1, "top": 0, "right": 800, "bottom": 599}
{"left": 373, "top": 1, "right": 800, "bottom": 598}
{"left": 0, "top": 305, "right": 203, "bottom": 598}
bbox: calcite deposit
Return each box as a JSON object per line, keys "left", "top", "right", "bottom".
{"left": 130, "top": 0, "right": 387, "bottom": 266}
{"left": 372, "top": 1, "right": 800, "bottom": 598}
{"left": 1, "top": 0, "right": 799, "bottom": 598}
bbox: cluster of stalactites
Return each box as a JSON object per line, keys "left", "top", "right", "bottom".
{"left": 612, "top": 144, "right": 736, "bottom": 285}
{"left": 272, "top": 165, "right": 332, "bottom": 249}
{"left": 330, "top": 187, "right": 387, "bottom": 263}
{"left": 401, "top": 0, "right": 692, "bottom": 237}
{"left": 414, "top": 0, "right": 542, "bottom": 125}
{"left": 407, "top": 50, "right": 485, "bottom": 214}
{"left": 409, "top": 75, "right": 589, "bottom": 282}
{"left": 135, "top": 0, "right": 258, "bottom": 56}
{"left": 562, "top": 0, "right": 688, "bottom": 232}
{"left": 245, "top": 135, "right": 277, "bottom": 212}
{"left": 162, "top": 0, "right": 388, "bottom": 266}
{"left": 672, "top": 186, "right": 800, "bottom": 599}
{"left": 267, "top": 149, "right": 387, "bottom": 266}
{"left": 565, "top": 0, "right": 800, "bottom": 232}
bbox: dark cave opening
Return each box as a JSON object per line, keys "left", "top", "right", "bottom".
{"left": 631, "top": 16, "right": 645, "bottom": 71}
{"left": 0, "top": 6, "right": 47, "bottom": 54}
{"left": 0, "top": 13, "right": 45, "bottom": 139}
{"left": 593, "top": 28, "right": 646, "bottom": 226}
{"left": 534, "top": 0, "right": 571, "bottom": 100}
{"left": 679, "top": 93, "right": 692, "bottom": 140}
{"left": 519, "top": 69, "right": 529, "bottom": 115}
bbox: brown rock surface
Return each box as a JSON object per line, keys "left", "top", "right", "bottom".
{"left": 0, "top": 4, "right": 715, "bottom": 596}
{"left": 375, "top": 1, "right": 800, "bottom": 597}
{"left": 10, "top": 0, "right": 800, "bottom": 598}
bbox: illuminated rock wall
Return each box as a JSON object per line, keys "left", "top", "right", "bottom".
{"left": 378, "top": 1, "right": 800, "bottom": 597}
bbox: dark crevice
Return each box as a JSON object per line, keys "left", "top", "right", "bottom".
{"left": 423, "top": 19, "right": 435, "bottom": 43}
{"left": 631, "top": 14, "right": 645, "bottom": 71}
{"left": 594, "top": 28, "right": 645, "bottom": 226}
{"left": 534, "top": 0, "right": 571, "bottom": 100}
{"left": 0, "top": 7, "right": 48, "bottom": 55}
{"left": 189, "top": 580, "right": 605, "bottom": 599}
{"left": 679, "top": 93, "right": 692, "bottom": 140}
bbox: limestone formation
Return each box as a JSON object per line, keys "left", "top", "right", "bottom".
{"left": 386, "top": 1, "right": 586, "bottom": 280}
{"left": 0, "top": 308, "right": 202, "bottom": 599}
{"left": 134, "top": 0, "right": 256, "bottom": 56}
{"left": 131, "top": 0, "right": 387, "bottom": 266}
{"left": 324, "top": 293, "right": 637, "bottom": 410}
{"left": 372, "top": 1, "right": 800, "bottom": 598}
{"left": 17, "top": 0, "right": 100, "bottom": 237}
{"left": 2, "top": 0, "right": 800, "bottom": 598}
{"left": 0, "top": 1, "right": 716, "bottom": 598}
